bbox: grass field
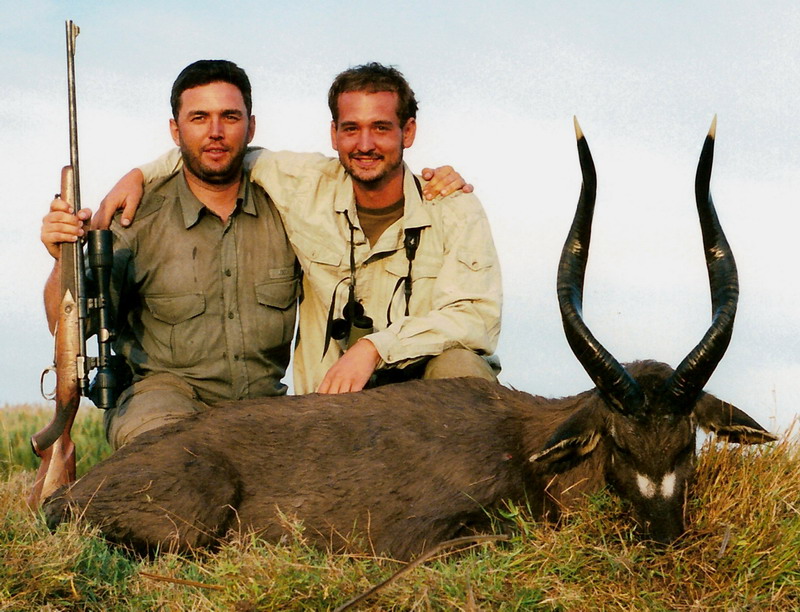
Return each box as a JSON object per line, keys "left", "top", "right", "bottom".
{"left": 1, "top": 404, "right": 798, "bottom": 610}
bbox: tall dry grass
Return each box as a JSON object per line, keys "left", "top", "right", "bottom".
{"left": 1, "top": 404, "right": 797, "bottom": 610}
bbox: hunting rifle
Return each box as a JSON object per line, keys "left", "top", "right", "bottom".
{"left": 28, "top": 21, "right": 117, "bottom": 508}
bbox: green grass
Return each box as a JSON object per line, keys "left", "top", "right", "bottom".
{"left": 1, "top": 404, "right": 798, "bottom": 610}
{"left": 1, "top": 403, "right": 112, "bottom": 478}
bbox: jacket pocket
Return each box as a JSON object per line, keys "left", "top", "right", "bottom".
{"left": 456, "top": 248, "right": 493, "bottom": 272}
{"left": 385, "top": 252, "right": 441, "bottom": 280}
{"left": 292, "top": 231, "right": 343, "bottom": 268}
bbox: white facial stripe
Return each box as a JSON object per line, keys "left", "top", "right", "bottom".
{"left": 637, "top": 474, "right": 656, "bottom": 498}
{"left": 661, "top": 472, "right": 677, "bottom": 498}
{"left": 637, "top": 473, "right": 678, "bottom": 499}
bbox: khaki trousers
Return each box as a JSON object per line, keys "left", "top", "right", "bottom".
{"left": 104, "top": 372, "right": 208, "bottom": 450}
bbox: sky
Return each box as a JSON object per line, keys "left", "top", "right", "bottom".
{"left": 2, "top": 1, "right": 798, "bottom": 434}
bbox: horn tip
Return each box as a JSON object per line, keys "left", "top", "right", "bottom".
{"left": 573, "top": 116, "right": 584, "bottom": 140}
{"left": 708, "top": 115, "right": 717, "bottom": 139}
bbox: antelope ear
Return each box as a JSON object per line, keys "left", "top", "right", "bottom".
{"left": 693, "top": 393, "right": 778, "bottom": 444}
{"left": 529, "top": 405, "right": 604, "bottom": 471}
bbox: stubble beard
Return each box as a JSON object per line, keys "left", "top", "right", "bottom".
{"left": 342, "top": 151, "right": 404, "bottom": 188}
{"left": 180, "top": 143, "right": 247, "bottom": 186}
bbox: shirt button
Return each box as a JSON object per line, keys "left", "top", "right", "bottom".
{"left": 225, "top": 269, "right": 232, "bottom": 277}
{"left": 228, "top": 312, "right": 234, "bottom": 319}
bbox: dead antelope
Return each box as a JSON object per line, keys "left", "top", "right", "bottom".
{"left": 44, "top": 118, "right": 775, "bottom": 560}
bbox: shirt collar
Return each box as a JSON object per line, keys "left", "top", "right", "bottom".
{"left": 175, "top": 170, "right": 252, "bottom": 229}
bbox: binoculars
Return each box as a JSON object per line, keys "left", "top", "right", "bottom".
{"left": 330, "top": 301, "right": 374, "bottom": 350}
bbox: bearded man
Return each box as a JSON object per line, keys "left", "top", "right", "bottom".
{"left": 42, "top": 60, "right": 299, "bottom": 449}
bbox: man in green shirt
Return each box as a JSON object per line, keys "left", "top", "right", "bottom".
{"left": 42, "top": 60, "right": 299, "bottom": 449}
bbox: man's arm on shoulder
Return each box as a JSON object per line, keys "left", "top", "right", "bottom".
{"left": 248, "top": 149, "right": 333, "bottom": 213}
{"left": 250, "top": 153, "right": 473, "bottom": 224}
{"left": 419, "top": 167, "right": 473, "bottom": 200}
{"left": 91, "top": 148, "right": 323, "bottom": 229}
{"left": 91, "top": 146, "right": 473, "bottom": 230}
{"left": 91, "top": 148, "right": 182, "bottom": 230}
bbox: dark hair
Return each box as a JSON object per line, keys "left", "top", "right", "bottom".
{"left": 328, "top": 62, "right": 418, "bottom": 126}
{"left": 170, "top": 59, "right": 252, "bottom": 119}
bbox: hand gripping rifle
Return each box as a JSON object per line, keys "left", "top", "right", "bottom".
{"left": 28, "top": 21, "right": 117, "bottom": 508}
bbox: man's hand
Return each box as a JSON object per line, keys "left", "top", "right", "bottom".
{"left": 41, "top": 197, "right": 91, "bottom": 260}
{"left": 317, "top": 339, "right": 381, "bottom": 394}
{"left": 420, "top": 165, "right": 474, "bottom": 200}
{"left": 42, "top": 193, "right": 91, "bottom": 332}
{"left": 91, "top": 168, "right": 145, "bottom": 230}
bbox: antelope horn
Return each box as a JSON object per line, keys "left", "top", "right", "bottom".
{"left": 557, "top": 117, "right": 645, "bottom": 416}
{"left": 666, "top": 116, "right": 739, "bottom": 411}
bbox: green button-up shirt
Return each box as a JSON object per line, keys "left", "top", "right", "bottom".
{"left": 111, "top": 170, "right": 299, "bottom": 403}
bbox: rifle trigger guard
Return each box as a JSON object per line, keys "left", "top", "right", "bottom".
{"left": 40, "top": 366, "right": 57, "bottom": 401}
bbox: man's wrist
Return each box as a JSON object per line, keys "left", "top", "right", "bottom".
{"left": 354, "top": 338, "right": 381, "bottom": 366}
{"left": 360, "top": 334, "right": 388, "bottom": 369}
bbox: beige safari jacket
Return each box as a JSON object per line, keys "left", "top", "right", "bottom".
{"left": 142, "top": 150, "right": 502, "bottom": 394}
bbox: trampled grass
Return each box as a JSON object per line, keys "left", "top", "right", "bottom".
{"left": 1, "top": 404, "right": 798, "bottom": 610}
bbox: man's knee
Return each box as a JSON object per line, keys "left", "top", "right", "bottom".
{"left": 423, "top": 348, "right": 500, "bottom": 382}
{"left": 104, "top": 373, "right": 207, "bottom": 450}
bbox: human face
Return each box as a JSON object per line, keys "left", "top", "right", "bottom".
{"left": 170, "top": 81, "right": 256, "bottom": 186}
{"left": 330, "top": 91, "right": 416, "bottom": 188}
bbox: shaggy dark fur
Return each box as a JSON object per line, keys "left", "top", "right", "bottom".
{"left": 44, "top": 361, "right": 773, "bottom": 560}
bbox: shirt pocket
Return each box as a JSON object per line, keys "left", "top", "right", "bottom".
{"left": 143, "top": 293, "right": 207, "bottom": 367}
{"left": 254, "top": 277, "right": 300, "bottom": 347}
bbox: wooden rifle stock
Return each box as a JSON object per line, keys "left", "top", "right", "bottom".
{"left": 28, "top": 21, "right": 85, "bottom": 509}
{"left": 28, "top": 166, "right": 82, "bottom": 508}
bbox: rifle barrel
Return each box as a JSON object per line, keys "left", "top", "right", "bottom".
{"left": 66, "top": 20, "right": 80, "bottom": 212}
{"left": 64, "top": 19, "right": 91, "bottom": 395}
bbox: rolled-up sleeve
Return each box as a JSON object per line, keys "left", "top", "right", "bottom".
{"left": 139, "top": 149, "right": 182, "bottom": 182}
